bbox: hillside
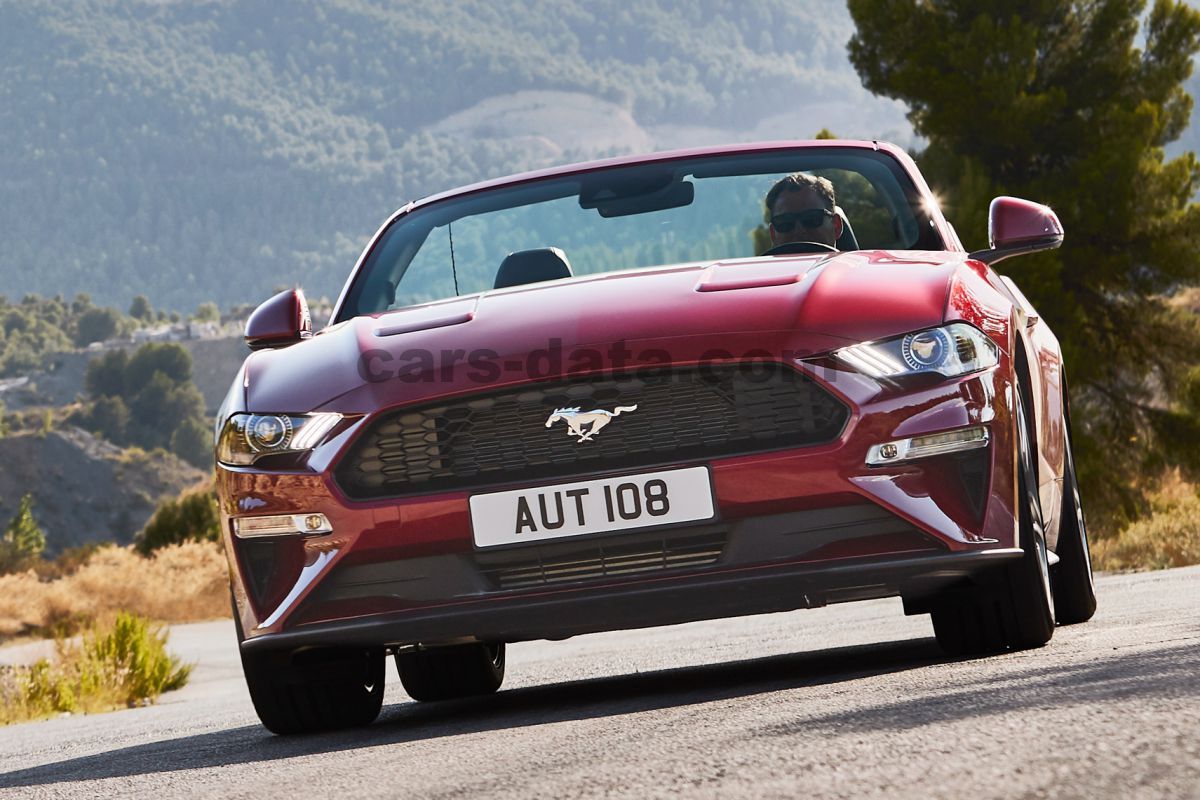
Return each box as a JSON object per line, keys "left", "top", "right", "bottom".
{"left": 0, "top": 1, "right": 1194, "bottom": 315}
{"left": 6, "top": 336, "right": 249, "bottom": 416}
{"left": 0, "top": 428, "right": 206, "bottom": 554}
{"left": 0, "top": 0, "right": 913, "bottom": 313}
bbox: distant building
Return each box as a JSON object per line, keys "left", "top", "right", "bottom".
{"left": 130, "top": 324, "right": 175, "bottom": 343}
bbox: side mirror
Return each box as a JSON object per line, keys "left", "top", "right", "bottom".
{"left": 968, "top": 196, "right": 1064, "bottom": 265}
{"left": 245, "top": 288, "right": 312, "bottom": 350}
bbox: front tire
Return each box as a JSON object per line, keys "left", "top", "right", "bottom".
{"left": 932, "top": 389, "right": 1055, "bottom": 654}
{"left": 234, "top": 602, "right": 385, "bottom": 735}
{"left": 396, "top": 642, "right": 505, "bottom": 702}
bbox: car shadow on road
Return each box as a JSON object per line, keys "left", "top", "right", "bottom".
{"left": 2, "top": 636, "right": 1197, "bottom": 788}
{"left": 0, "top": 636, "right": 944, "bottom": 787}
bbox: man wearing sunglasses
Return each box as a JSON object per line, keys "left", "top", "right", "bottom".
{"left": 765, "top": 172, "right": 843, "bottom": 250}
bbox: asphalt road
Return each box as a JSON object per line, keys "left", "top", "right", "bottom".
{"left": 2, "top": 567, "right": 1198, "bottom": 799}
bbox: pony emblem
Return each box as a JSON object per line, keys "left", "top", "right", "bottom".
{"left": 545, "top": 405, "right": 638, "bottom": 443}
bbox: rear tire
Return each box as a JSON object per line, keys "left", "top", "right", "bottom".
{"left": 1051, "top": 426, "right": 1098, "bottom": 624}
{"left": 396, "top": 642, "right": 506, "bottom": 702}
{"left": 932, "top": 389, "right": 1055, "bottom": 655}
{"left": 234, "top": 602, "right": 385, "bottom": 735}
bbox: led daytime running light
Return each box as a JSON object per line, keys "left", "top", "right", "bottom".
{"left": 833, "top": 323, "right": 998, "bottom": 380}
{"left": 836, "top": 343, "right": 906, "bottom": 378}
{"left": 291, "top": 413, "right": 342, "bottom": 450}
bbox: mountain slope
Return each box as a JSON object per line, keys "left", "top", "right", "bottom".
{"left": 1, "top": 0, "right": 1194, "bottom": 314}
{"left": 0, "top": 428, "right": 206, "bottom": 554}
{"left": 0, "top": 0, "right": 908, "bottom": 312}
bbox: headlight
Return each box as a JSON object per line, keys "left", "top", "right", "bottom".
{"left": 834, "top": 323, "right": 999, "bottom": 379}
{"left": 216, "top": 412, "right": 342, "bottom": 466}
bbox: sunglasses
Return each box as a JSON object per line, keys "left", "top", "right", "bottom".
{"left": 771, "top": 208, "right": 833, "bottom": 232}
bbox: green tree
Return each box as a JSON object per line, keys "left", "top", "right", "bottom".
{"left": 127, "top": 373, "right": 205, "bottom": 450}
{"left": 88, "top": 395, "right": 131, "bottom": 443}
{"left": 128, "top": 295, "right": 153, "bottom": 321}
{"left": 192, "top": 302, "right": 220, "bottom": 323}
{"left": 170, "top": 417, "right": 212, "bottom": 468}
{"left": 0, "top": 493, "right": 46, "bottom": 574}
{"left": 73, "top": 307, "right": 122, "bottom": 346}
{"left": 4, "top": 310, "right": 28, "bottom": 336}
{"left": 847, "top": 0, "right": 1200, "bottom": 524}
{"left": 83, "top": 342, "right": 207, "bottom": 450}
{"left": 70, "top": 293, "right": 93, "bottom": 315}
{"left": 85, "top": 349, "right": 129, "bottom": 399}
{"left": 136, "top": 487, "right": 220, "bottom": 555}
{"left": 124, "top": 342, "right": 192, "bottom": 389}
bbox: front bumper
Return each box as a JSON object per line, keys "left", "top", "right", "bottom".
{"left": 220, "top": 362, "right": 1021, "bottom": 652}
{"left": 241, "top": 544, "right": 1023, "bottom": 654}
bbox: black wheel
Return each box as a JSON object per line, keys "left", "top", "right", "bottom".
{"left": 1051, "top": 424, "right": 1097, "bottom": 624}
{"left": 932, "top": 388, "right": 1055, "bottom": 654}
{"left": 395, "top": 642, "right": 505, "bottom": 702}
{"left": 234, "top": 600, "right": 385, "bottom": 735}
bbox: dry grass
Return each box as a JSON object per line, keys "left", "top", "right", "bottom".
{"left": 1092, "top": 472, "right": 1200, "bottom": 572}
{"left": 1168, "top": 285, "right": 1200, "bottom": 314}
{"left": 0, "top": 541, "right": 228, "bottom": 641}
{"left": 0, "top": 612, "right": 191, "bottom": 725}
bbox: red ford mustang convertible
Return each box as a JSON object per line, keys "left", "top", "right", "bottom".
{"left": 216, "top": 141, "right": 1097, "bottom": 734}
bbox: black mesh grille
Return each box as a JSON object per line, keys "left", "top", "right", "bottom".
{"left": 334, "top": 363, "right": 848, "bottom": 499}
{"left": 478, "top": 532, "right": 726, "bottom": 591}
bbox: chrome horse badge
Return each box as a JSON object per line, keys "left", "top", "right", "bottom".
{"left": 545, "top": 405, "right": 638, "bottom": 443}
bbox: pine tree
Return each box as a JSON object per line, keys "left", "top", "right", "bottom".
{"left": 847, "top": 0, "right": 1200, "bottom": 524}
{"left": 128, "top": 294, "right": 153, "bottom": 321}
{"left": 0, "top": 493, "right": 45, "bottom": 574}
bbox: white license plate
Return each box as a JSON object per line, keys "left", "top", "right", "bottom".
{"left": 470, "top": 466, "right": 715, "bottom": 549}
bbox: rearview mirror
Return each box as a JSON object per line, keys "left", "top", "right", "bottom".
{"left": 245, "top": 288, "right": 312, "bottom": 350}
{"left": 968, "top": 196, "right": 1064, "bottom": 265}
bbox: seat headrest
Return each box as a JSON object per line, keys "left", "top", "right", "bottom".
{"left": 494, "top": 247, "right": 573, "bottom": 289}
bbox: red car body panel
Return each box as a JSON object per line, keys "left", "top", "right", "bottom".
{"left": 218, "top": 141, "right": 1069, "bottom": 651}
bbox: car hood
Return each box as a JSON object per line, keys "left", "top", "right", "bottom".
{"left": 243, "top": 249, "right": 968, "bottom": 413}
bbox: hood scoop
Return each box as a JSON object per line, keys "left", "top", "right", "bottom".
{"left": 372, "top": 299, "right": 477, "bottom": 337}
{"left": 694, "top": 257, "right": 821, "bottom": 293}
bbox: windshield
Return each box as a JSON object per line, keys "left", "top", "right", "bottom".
{"left": 338, "top": 147, "right": 943, "bottom": 319}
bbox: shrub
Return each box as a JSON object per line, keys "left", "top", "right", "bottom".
{"left": 0, "top": 612, "right": 192, "bottom": 724}
{"left": 85, "top": 349, "right": 129, "bottom": 399}
{"left": 124, "top": 342, "right": 192, "bottom": 389}
{"left": 31, "top": 541, "right": 107, "bottom": 582}
{"left": 170, "top": 417, "right": 212, "bottom": 469}
{"left": 0, "top": 541, "right": 229, "bottom": 641}
{"left": 84, "top": 611, "right": 192, "bottom": 703}
{"left": 73, "top": 307, "right": 122, "bottom": 347}
{"left": 83, "top": 343, "right": 207, "bottom": 452}
{"left": 1092, "top": 492, "right": 1200, "bottom": 572}
{"left": 136, "top": 487, "right": 220, "bottom": 555}
{"left": 192, "top": 302, "right": 220, "bottom": 323}
{"left": 86, "top": 395, "right": 130, "bottom": 442}
{"left": 127, "top": 374, "right": 205, "bottom": 450}
{"left": 84, "top": 345, "right": 206, "bottom": 455}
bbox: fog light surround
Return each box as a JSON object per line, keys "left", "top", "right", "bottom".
{"left": 234, "top": 513, "right": 333, "bottom": 538}
{"left": 866, "top": 426, "right": 989, "bottom": 466}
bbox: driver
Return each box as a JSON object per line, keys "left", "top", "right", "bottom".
{"left": 765, "top": 172, "right": 842, "bottom": 249}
